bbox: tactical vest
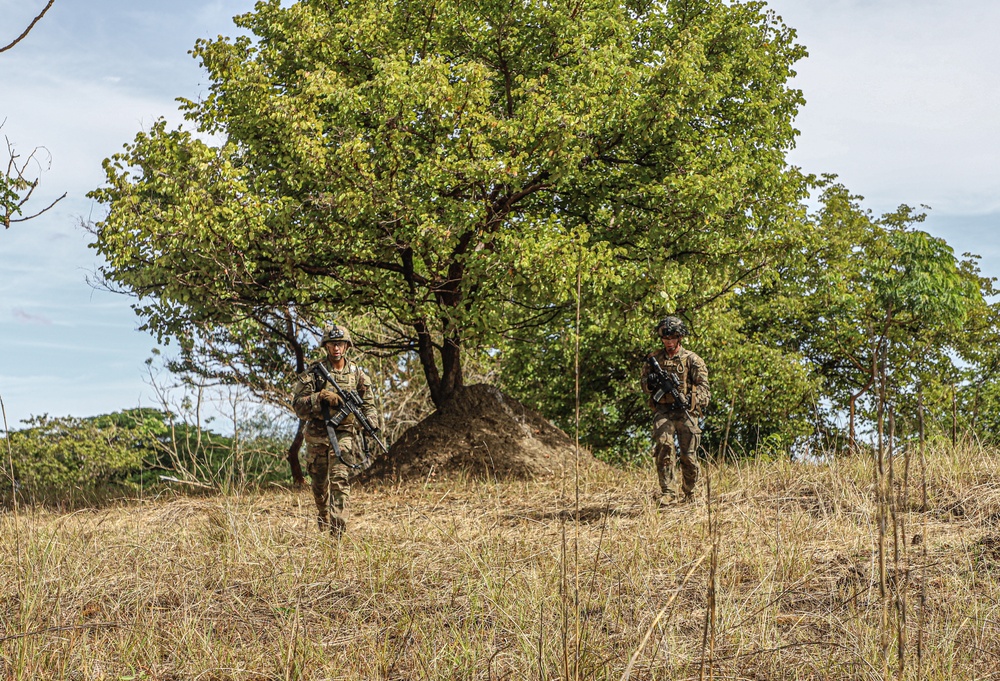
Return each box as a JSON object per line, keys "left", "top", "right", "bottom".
{"left": 316, "top": 359, "right": 366, "bottom": 429}
{"left": 655, "top": 347, "right": 694, "bottom": 406}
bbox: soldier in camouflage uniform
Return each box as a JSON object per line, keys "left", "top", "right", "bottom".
{"left": 640, "top": 316, "right": 710, "bottom": 506}
{"left": 292, "top": 323, "right": 381, "bottom": 537}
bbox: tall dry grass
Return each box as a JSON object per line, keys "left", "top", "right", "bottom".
{"left": 2, "top": 441, "right": 1000, "bottom": 680}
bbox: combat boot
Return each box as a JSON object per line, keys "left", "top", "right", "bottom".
{"left": 317, "top": 512, "right": 330, "bottom": 532}
{"left": 329, "top": 516, "right": 346, "bottom": 539}
{"left": 657, "top": 492, "right": 679, "bottom": 509}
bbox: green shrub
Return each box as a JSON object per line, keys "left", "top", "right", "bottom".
{"left": 2, "top": 407, "right": 295, "bottom": 507}
{"left": 4, "top": 414, "right": 145, "bottom": 506}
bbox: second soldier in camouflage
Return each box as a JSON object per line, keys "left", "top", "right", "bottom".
{"left": 640, "top": 316, "right": 710, "bottom": 506}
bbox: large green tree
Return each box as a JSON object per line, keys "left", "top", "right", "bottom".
{"left": 90, "top": 0, "right": 806, "bottom": 413}
{"left": 737, "top": 181, "right": 987, "bottom": 449}
{"left": 954, "top": 298, "right": 1000, "bottom": 442}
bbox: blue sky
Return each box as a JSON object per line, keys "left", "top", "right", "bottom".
{"left": 0, "top": 0, "right": 258, "bottom": 428}
{"left": 1, "top": 0, "right": 999, "bottom": 428}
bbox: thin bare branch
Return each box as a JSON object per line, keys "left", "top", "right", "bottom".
{"left": 7, "top": 192, "right": 66, "bottom": 226}
{"left": 0, "top": 0, "right": 56, "bottom": 53}
{"left": 3, "top": 140, "right": 66, "bottom": 228}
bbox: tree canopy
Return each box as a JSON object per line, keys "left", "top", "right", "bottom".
{"left": 91, "top": 0, "right": 807, "bottom": 409}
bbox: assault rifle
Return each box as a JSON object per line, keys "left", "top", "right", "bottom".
{"left": 311, "top": 362, "right": 388, "bottom": 471}
{"left": 645, "top": 355, "right": 689, "bottom": 411}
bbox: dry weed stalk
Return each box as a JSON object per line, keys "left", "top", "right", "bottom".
{"left": 917, "top": 391, "right": 928, "bottom": 673}
{"left": 876, "top": 345, "right": 890, "bottom": 677}
{"left": 699, "top": 469, "right": 719, "bottom": 681}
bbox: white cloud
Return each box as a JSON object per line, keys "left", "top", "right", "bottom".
{"left": 11, "top": 308, "right": 52, "bottom": 325}
{"left": 769, "top": 0, "right": 1000, "bottom": 214}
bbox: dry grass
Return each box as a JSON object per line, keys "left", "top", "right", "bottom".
{"left": 3, "top": 442, "right": 1000, "bottom": 680}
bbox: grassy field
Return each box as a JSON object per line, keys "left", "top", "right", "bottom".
{"left": 2, "top": 442, "right": 1000, "bottom": 680}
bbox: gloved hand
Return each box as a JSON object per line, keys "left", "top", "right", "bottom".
{"left": 318, "top": 389, "right": 341, "bottom": 407}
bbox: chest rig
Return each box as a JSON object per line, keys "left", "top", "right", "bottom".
{"left": 317, "top": 361, "right": 365, "bottom": 429}
{"left": 657, "top": 349, "right": 691, "bottom": 404}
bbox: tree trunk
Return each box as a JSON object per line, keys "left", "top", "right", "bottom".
{"left": 848, "top": 349, "right": 879, "bottom": 454}
{"left": 438, "top": 335, "right": 464, "bottom": 405}
{"left": 414, "top": 319, "right": 464, "bottom": 408}
{"left": 848, "top": 380, "right": 873, "bottom": 454}
{"left": 284, "top": 309, "right": 307, "bottom": 487}
{"left": 848, "top": 394, "right": 857, "bottom": 454}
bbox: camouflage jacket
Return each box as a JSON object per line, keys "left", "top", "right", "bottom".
{"left": 640, "top": 346, "right": 710, "bottom": 413}
{"left": 291, "top": 357, "right": 380, "bottom": 431}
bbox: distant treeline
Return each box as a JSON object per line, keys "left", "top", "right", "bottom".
{"left": 2, "top": 408, "right": 288, "bottom": 507}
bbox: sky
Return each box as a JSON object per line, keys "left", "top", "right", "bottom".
{"left": 1, "top": 0, "right": 999, "bottom": 429}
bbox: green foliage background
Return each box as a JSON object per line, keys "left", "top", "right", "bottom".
{"left": 5, "top": 414, "right": 146, "bottom": 506}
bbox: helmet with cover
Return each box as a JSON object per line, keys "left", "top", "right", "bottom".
{"left": 656, "top": 316, "right": 688, "bottom": 338}
{"left": 320, "top": 323, "right": 353, "bottom": 347}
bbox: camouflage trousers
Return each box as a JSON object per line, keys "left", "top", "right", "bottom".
{"left": 303, "top": 429, "right": 362, "bottom": 533}
{"left": 652, "top": 409, "right": 702, "bottom": 499}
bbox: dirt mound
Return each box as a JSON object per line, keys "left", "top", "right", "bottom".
{"left": 362, "top": 384, "right": 600, "bottom": 482}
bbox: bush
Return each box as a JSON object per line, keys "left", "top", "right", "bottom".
{"left": 3, "top": 414, "right": 146, "bottom": 506}
{"left": 1, "top": 407, "right": 297, "bottom": 507}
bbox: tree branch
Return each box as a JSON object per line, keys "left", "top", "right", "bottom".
{"left": 0, "top": 0, "right": 56, "bottom": 53}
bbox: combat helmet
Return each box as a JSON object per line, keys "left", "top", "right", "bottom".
{"left": 656, "top": 316, "right": 688, "bottom": 338}
{"left": 320, "top": 322, "right": 353, "bottom": 347}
